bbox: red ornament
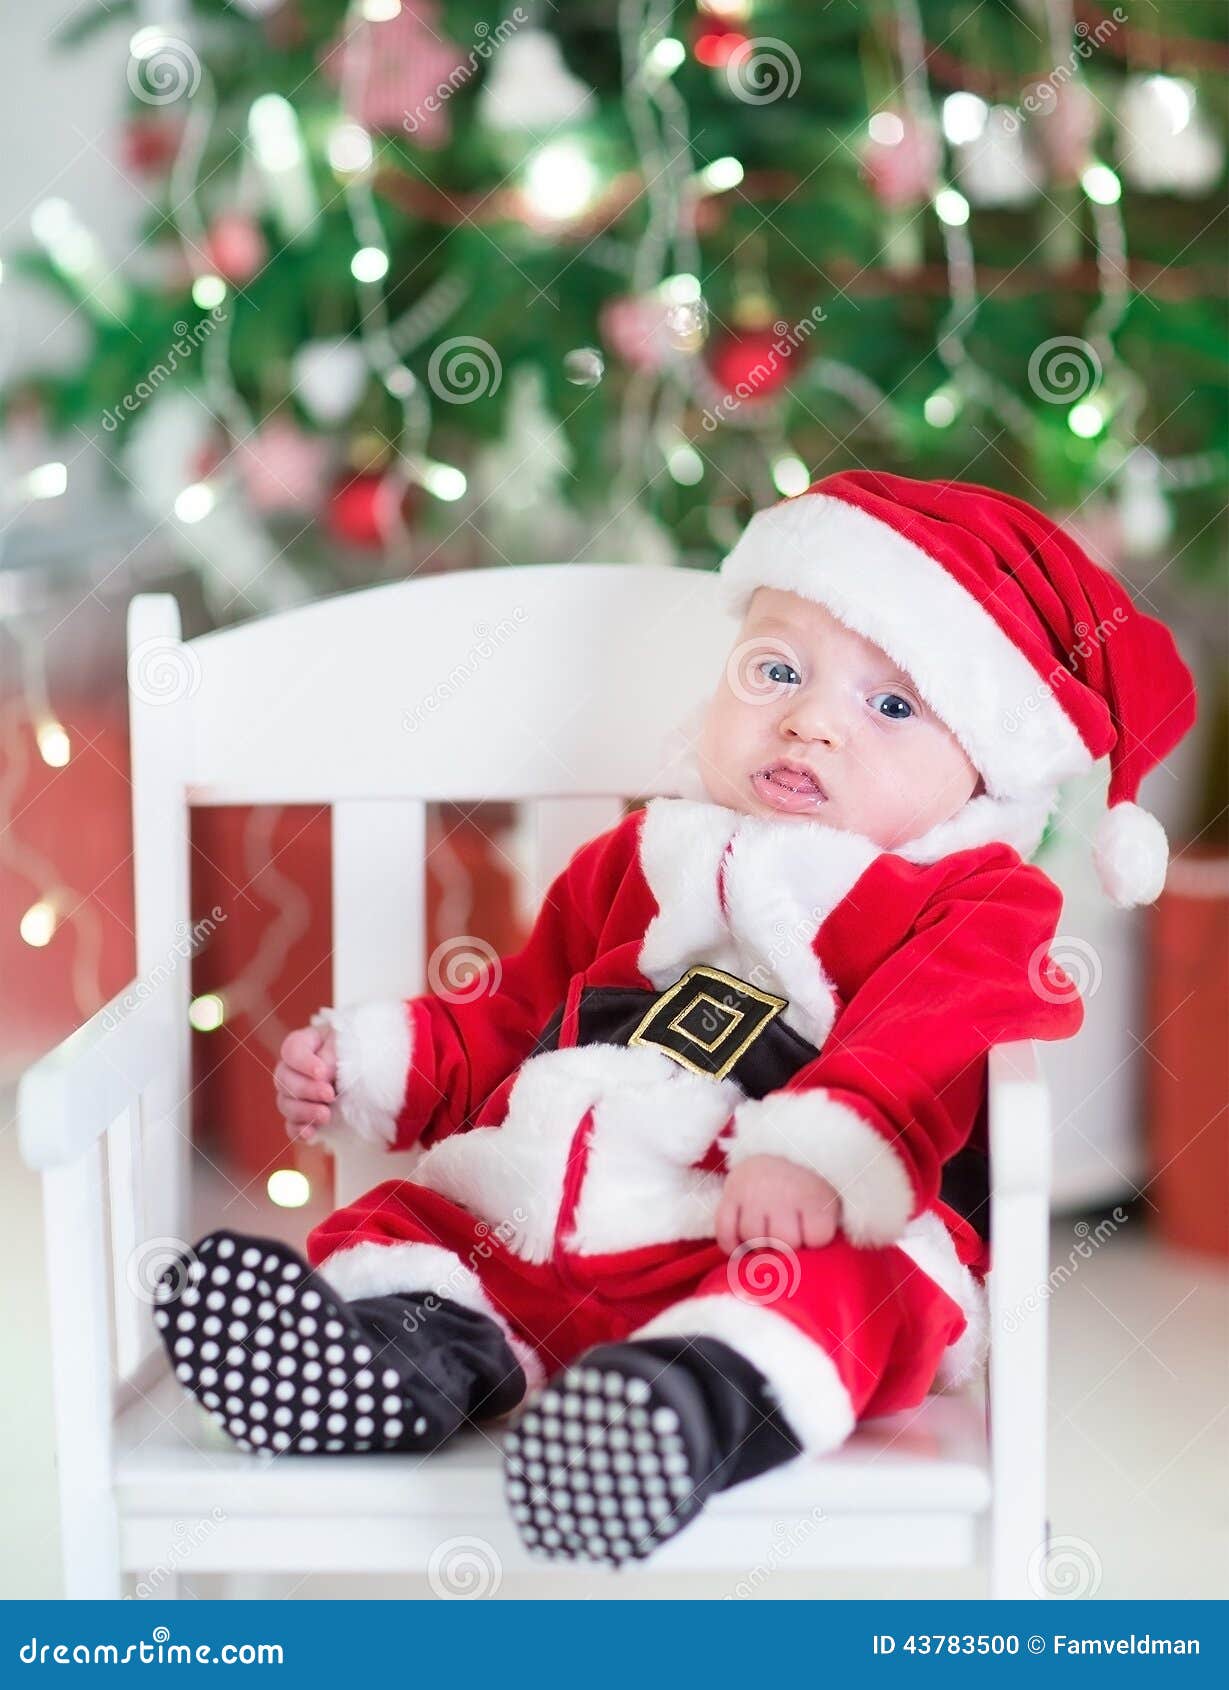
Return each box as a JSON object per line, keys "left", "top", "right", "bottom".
{"left": 324, "top": 472, "right": 413, "bottom": 550}
{"left": 708, "top": 327, "right": 797, "bottom": 402}
{"left": 322, "top": 0, "right": 470, "bottom": 143}
{"left": 120, "top": 115, "right": 184, "bottom": 176}
{"left": 203, "top": 211, "right": 268, "bottom": 285}
{"left": 691, "top": 17, "right": 748, "bottom": 67}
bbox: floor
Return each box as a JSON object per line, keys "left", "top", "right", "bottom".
{"left": 3, "top": 1082, "right": 1225, "bottom": 1601}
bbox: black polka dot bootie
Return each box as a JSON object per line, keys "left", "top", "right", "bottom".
{"left": 503, "top": 1335, "right": 802, "bottom": 1566}
{"left": 154, "top": 1229, "right": 526, "bottom": 1457}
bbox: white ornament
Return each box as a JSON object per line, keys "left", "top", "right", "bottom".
{"left": 292, "top": 338, "right": 369, "bottom": 424}
{"left": 1116, "top": 75, "right": 1224, "bottom": 196}
{"left": 953, "top": 104, "right": 1041, "bottom": 207}
{"left": 478, "top": 29, "right": 595, "bottom": 134}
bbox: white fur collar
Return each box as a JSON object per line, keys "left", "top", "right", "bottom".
{"left": 635, "top": 786, "right": 1056, "bottom": 1049}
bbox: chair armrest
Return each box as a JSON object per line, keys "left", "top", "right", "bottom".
{"left": 987, "top": 1038, "right": 1051, "bottom": 1201}
{"left": 17, "top": 983, "right": 177, "bottom": 1171}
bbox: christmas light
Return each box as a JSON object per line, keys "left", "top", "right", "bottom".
{"left": 129, "top": 27, "right": 169, "bottom": 60}
{"left": 942, "top": 92, "right": 989, "bottom": 145}
{"left": 1068, "top": 399, "right": 1107, "bottom": 438}
{"left": 934, "top": 187, "right": 971, "bottom": 227}
{"left": 189, "top": 993, "right": 226, "bottom": 1032}
{"left": 36, "top": 721, "right": 70, "bottom": 768}
{"left": 267, "top": 1169, "right": 312, "bottom": 1208}
{"left": 21, "top": 461, "right": 67, "bottom": 500}
{"left": 1081, "top": 163, "right": 1122, "bottom": 205}
{"left": 771, "top": 455, "right": 810, "bottom": 496}
{"left": 1143, "top": 74, "right": 1195, "bottom": 136}
{"left": 646, "top": 38, "right": 686, "bottom": 77}
{"left": 328, "top": 122, "right": 374, "bottom": 175}
{"left": 174, "top": 482, "right": 217, "bottom": 523}
{"left": 523, "top": 140, "right": 599, "bottom": 222}
{"left": 351, "top": 245, "right": 390, "bottom": 283}
{"left": 867, "top": 112, "right": 904, "bottom": 146}
{"left": 924, "top": 387, "right": 961, "bottom": 428}
{"left": 20, "top": 900, "right": 57, "bottom": 947}
{"left": 419, "top": 461, "right": 467, "bottom": 501}
{"left": 698, "top": 156, "right": 744, "bottom": 192}
{"left": 248, "top": 94, "right": 317, "bottom": 239}
{"left": 666, "top": 442, "right": 704, "bottom": 485}
{"left": 191, "top": 273, "right": 227, "bottom": 309}
{"left": 30, "top": 199, "right": 128, "bottom": 317}
{"left": 248, "top": 95, "right": 304, "bottom": 172}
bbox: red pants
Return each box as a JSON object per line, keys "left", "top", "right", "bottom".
{"left": 306, "top": 1179, "right": 974, "bottom": 1456}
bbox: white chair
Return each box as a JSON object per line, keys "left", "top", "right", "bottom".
{"left": 18, "top": 564, "right": 1054, "bottom": 1600}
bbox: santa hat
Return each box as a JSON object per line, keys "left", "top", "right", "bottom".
{"left": 715, "top": 470, "right": 1198, "bottom": 908}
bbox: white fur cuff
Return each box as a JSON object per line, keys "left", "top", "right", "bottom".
{"left": 633, "top": 1294, "right": 855, "bottom": 1455}
{"left": 722, "top": 1089, "right": 916, "bottom": 1248}
{"left": 309, "top": 999, "right": 413, "bottom": 1148}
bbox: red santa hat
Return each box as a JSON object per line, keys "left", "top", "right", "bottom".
{"left": 716, "top": 470, "right": 1198, "bottom": 908}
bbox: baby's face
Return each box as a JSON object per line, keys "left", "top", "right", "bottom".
{"left": 696, "top": 587, "right": 982, "bottom": 847}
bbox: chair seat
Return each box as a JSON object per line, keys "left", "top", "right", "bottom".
{"left": 113, "top": 1373, "right": 991, "bottom": 1575}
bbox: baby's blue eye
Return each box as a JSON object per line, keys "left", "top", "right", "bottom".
{"left": 759, "top": 658, "right": 801, "bottom": 686}
{"left": 869, "top": 691, "right": 915, "bottom": 720}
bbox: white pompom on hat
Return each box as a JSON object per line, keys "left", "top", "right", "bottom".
{"left": 716, "top": 470, "right": 1198, "bottom": 907}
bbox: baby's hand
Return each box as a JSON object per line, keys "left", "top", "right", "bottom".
{"left": 715, "top": 1154, "right": 841, "bottom": 1254}
{"left": 275, "top": 1024, "right": 338, "bottom": 1145}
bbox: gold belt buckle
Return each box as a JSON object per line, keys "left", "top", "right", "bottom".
{"left": 627, "top": 964, "right": 788, "bottom": 1082}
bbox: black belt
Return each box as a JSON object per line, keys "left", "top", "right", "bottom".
{"left": 532, "top": 962, "right": 989, "bottom": 1243}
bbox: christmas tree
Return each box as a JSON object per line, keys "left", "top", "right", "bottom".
{"left": 5, "top": 0, "right": 1226, "bottom": 621}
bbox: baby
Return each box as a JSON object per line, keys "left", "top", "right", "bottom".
{"left": 156, "top": 470, "right": 1196, "bottom": 1568}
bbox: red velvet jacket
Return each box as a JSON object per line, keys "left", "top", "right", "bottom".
{"left": 313, "top": 794, "right": 1084, "bottom": 1278}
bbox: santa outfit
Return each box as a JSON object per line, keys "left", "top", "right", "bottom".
{"left": 155, "top": 471, "right": 1196, "bottom": 1567}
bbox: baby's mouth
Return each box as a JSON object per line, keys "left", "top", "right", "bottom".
{"left": 752, "top": 761, "right": 828, "bottom": 812}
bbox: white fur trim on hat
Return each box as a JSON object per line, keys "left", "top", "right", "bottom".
{"left": 631, "top": 1293, "right": 856, "bottom": 1455}
{"left": 721, "top": 1089, "right": 916, "bottom": 1248}
{"left": 1093, "top": 800, "right": 1170, "bottom": 908}
{"left": 718, "top": 493, "right": 1094, "bottom": 800}
{"left": 309, "top": 1000, "right": 412, "bottom": 1147}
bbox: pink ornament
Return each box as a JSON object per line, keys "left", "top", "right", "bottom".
{"left": 860, "top": 112, "right": 940, "bottom": 209}
{"left": 599, "top": 293, "right": 673, "bottom": 371}
{"left": 1031, "top": 82, "right": 1098, "bottom": 187}
{"left": 203, "top": 211, "right": 267, "bottom": 285}
{"left": 324, "top": 0, "right": 471, "bottom": 144}
{"left": 235, "top": 418, "right": 330, "bottom": 514}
